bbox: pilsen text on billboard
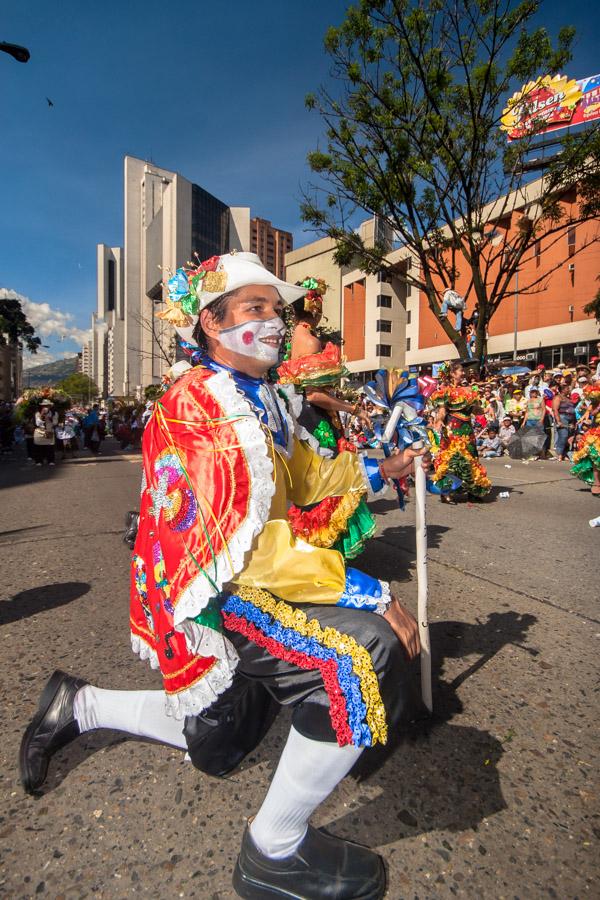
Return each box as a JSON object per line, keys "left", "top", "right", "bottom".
{"left": 500, "top": 73, "right": 600, "bottom": 141}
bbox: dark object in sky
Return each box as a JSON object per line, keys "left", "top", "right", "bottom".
{"left": 0, "top": 41, "right": 30, "bottom": 63}
{"left": 46, "top": 97, "right": 54, "bottom": 107}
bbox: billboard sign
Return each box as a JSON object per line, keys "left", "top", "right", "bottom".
{"left": 501, "top": 72, "right": 600, "bottom": 141}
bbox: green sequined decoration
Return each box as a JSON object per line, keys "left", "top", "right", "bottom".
{"left": 191, "top": 597, "right": 223, "bottom": 632}
{"left": 314, "top": 419, "right": 337, "bottom": 449}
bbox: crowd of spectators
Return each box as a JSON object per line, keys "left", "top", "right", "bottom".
{"left": 0, "top": 398, "right": 153, "bottom": 465}
{"left": 345, "top": 351, "right": 600, "bottom": 462}
{"left": 464, "top": 361, "right": 599, "bottom": 460}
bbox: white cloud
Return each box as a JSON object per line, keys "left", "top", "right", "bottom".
{"left": 22, "top": 349, "right": 58, "bottom": 369}
{"left": 22, "top": 350, "right": 78, "bottom": 370}
{"left": 0, "top": 287, "right": 91, "bottom": 347}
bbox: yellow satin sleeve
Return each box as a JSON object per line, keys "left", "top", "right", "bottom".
{"left": 286, "top": 437, "right": 365, "bottom": 507}
{"left": 232, "top": 519, "right": 346, "bottom": 605}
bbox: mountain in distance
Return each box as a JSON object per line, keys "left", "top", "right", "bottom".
{"left": 23, "top": 356, "right": 78, "bottom": 387}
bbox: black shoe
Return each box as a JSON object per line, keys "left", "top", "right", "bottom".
{"left": 123, "top": 510, "right": 139, "bottom": 549}
{"left": 19, "top": 670, "right": 88, "bottom": 794}
{"left": 233, "top": 822, "right": 386, "bottom": 900}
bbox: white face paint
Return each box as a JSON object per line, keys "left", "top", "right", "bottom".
{"left": 218, "top": 316, "right": 286, "bottom": 364}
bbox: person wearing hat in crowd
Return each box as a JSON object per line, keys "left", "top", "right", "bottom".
{"left": 478, "top": 423, "right": 503, "bottom": 458}
{"left": 572, "top": 374, "right": 590, "bottom": 401}
{"left": 524, "top": 372, "right": 543, "bottom": 399}
{"left": 33, "top": 399, "right": 58, "bottom": 466}
{"left": 499, "top": 415, "right": 516, "bottom": 452}
{"left": 20, "top": 251, "right": 428, "bottom": 900}
{"left": 504, "top": 387, "right": 526, "bottom": 423}
{"left": 520, "top": 386, "right": 548, "bottom": 459}
{"left": 522, "top": 385, "right": 547, "bottom": 429}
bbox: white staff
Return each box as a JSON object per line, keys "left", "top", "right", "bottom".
{"left": 383, "top": 405, "right": 432, "bottom": 713}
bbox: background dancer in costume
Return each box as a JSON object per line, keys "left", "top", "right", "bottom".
{"left": 278, "top": 277, "right": 376, "bottom": 559}
{"left": 429, "top": 361, "right": 491, "bottom": 502}
{"left": 571, "top": 384, "right": 600, "bottom": 496}
{"left": 20, "top": 252, "right": 427, "bottom": 900}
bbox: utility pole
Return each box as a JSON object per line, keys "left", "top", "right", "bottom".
{"left": 513, "top": 267, "right": 519, "bottom": 361}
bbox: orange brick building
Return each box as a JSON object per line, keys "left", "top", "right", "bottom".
{"left": 409, "top": 178, "right": 600, "bottom": 369}
{"left": 250, "top": 217, "right": 293, "bottom": 280}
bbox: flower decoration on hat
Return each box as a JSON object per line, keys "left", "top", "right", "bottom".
{"left": 156, "top": 254, "right": 227, "bottom": 329}
{"left": 301, "top": 276, "right": 327, "bottom": 316}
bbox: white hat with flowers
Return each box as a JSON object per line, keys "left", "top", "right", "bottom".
{"left": 157, "top": 251, "right": 306, "bottom": 342}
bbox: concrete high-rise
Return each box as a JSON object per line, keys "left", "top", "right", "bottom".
{"left": 92, "top": 156, "right": 251, "bottom": 397}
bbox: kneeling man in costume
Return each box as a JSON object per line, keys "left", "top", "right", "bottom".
{"left": 21, "top": 252, "right": 424, "bottom": 900}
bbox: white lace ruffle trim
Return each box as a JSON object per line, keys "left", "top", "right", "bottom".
{"left": 164, "top": 655, "right": 237, "bottom": 719}
{"left": 131, "top": 633, "right": 159, "bottom": 669}
{"left": 178, "top": 618, "right": 239, "bottom": 667}
{"left": 374, "top": 579, "right": 392, "bottom": 616}
{"left": 172, "top": 369, "right": 275, "bottom": 629}
{"left": 130, "top": 631, "right": 239, "bottom": 720}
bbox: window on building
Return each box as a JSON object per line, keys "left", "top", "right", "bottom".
{"left": 377, "top": 294, "right": 392, "bottom": 308}
{"left": 535, "top": 239, "right": 541, "bottom": 268}
{"left": 376, "top": 344, "right": 392, "bottom": 357}
{"left": 378, "top": 271, "right": 392, "bottom": 283}
{"left": 406, "top": 337, "right": 411, "bottom": 351}
{"left": 376, "top": 320, "right": 392, "bottom": 333}
{"left": 406, "top": 309, "right": 411, "bottom": 325}
{"left": 191, "top": 183, "right": 230, "bottom": 260}
{"left": 107, "top": 259, "right": 115, "bottom": 312}
{"left": 567, "top": 226, "right": 576, "bottom": 257}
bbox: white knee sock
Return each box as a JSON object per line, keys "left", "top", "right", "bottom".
{"left": 250, "top": 726, "right": 363, "bottom": 859}
{"left": 73, "top": 687, "right": 187, "bottom": 750}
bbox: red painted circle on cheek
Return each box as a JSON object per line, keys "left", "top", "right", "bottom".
{"left": 242, "top": 330, "right": 254, "bottom": 346}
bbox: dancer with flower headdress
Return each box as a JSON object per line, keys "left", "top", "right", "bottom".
{"left": 571, "top": 384, "right": 600, "bottom": 496}
{"left": 277, "top": 277, "right": 376, "bottom": 559}
{"left": 20, "top": 252, "right": 428, "bottom": 900}
{"left": 429, "top": 360, "right": 491, "bottom": 501}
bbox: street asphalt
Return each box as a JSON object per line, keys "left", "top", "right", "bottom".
{"left": 0, "top": 441, "right": 598, "bottom": 899}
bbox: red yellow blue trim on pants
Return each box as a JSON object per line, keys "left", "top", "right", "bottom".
{"left": 221, "top": 586, "right": 388, "bottom": 749}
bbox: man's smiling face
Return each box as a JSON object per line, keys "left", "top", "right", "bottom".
{"left": 200, "top": 284, "right": 286, "bottom": 377}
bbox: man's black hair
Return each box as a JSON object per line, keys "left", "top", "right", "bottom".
{"left": 191, "top": 289, "right": 239, "bottom": 350}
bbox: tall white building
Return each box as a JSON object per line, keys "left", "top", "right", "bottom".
{"left": 78, "top": 340, "right": 93, "bottom": 379}
{"left": 93, "top": 156, "right": 251, "bottom": 397}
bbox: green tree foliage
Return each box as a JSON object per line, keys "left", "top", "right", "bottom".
{"left": 0, "top": 295, "right": 41, "bottom": 353}
{"left": 144, "top": 384, "right": 164, "bottom": 401}
{"left": 57, "top": 373, "right": 99, "bottom": 403}
{"left": 303, "top": 0, "right": 600, "bottom": 361}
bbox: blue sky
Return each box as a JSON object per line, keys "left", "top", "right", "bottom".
{"left": 1, "top": 0, "right": 597, "bottom": 366}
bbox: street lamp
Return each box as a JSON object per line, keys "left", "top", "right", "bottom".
{"left": 0, "top": 41, "right": 30, "bottom": 63}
